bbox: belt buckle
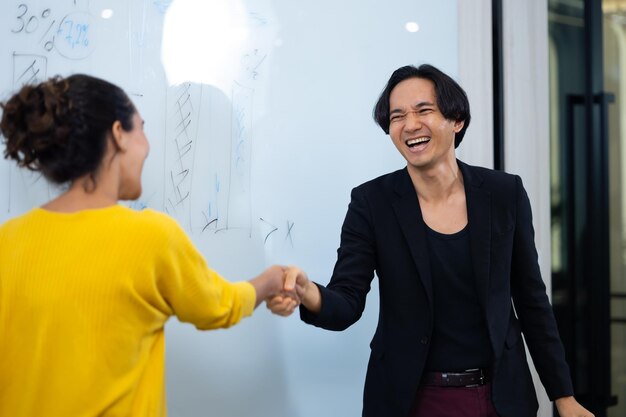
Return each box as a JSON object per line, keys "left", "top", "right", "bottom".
{"left": 464, "top": 368, "right": 484, "bottom": 388}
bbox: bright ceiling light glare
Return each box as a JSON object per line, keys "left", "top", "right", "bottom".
{"left": 405, "top": 21, "right": 419, "bottom": 33}
{"left": 162, "top": 0, "right": 250, "bottom": 90}
{"left": 101, "top": 9, "right": 114, "bottom": 19}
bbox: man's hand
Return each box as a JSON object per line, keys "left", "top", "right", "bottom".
{"left": 555, "top": 396, "right": 594, "bottom": 417}
{"left": 266, "top": 266, "right": 321, "bottom": 315}
{"left": 265, "top": 291, "right": 299, "bottom": 316}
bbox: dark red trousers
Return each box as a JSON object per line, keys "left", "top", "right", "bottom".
{"left": 410, "top": 383, "right": 499, "bottom": 417}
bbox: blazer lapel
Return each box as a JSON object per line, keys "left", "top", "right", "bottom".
{"left": 458, "top": 161, "right": 492, "bottom": 310}
{"left": 392, "top": 169, "right": 434, "bottom": 312}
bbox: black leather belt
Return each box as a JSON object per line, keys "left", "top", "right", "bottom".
{"left": 422, "top": 368, "right": 488, "bottom": 387}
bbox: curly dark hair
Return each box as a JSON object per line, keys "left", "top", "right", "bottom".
{"left": 0, "top": 74, "right": 136, "bottom": 185}
{"left": 373, "top": 64, "right": 471, "bottom": 148}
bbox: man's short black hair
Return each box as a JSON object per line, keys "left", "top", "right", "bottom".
{"left": 373, "top": 64, "right": 471, "bottom": 148}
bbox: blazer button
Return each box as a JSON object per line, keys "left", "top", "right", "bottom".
{"left": 420, "top": 336, "right": 429, "bottom": 345}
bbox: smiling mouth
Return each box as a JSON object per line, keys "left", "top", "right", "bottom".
{"left": 406, "top": 137, "right": 430, "bottom": 148}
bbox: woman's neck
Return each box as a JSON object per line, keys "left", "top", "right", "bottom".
{"left": 42, "top": 175, "right": 119, "bottom": 213}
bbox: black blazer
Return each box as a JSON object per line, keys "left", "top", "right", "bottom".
{"left": 302, "top": 161, "right": 573, "bottom": 417}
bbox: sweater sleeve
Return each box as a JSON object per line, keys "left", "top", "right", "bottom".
{"left": 152, "top": 213, "right": 256, "bottom": 329}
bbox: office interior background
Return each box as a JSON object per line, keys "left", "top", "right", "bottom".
{"left": 465, "top": 1, "right": 624, "bottom": 416}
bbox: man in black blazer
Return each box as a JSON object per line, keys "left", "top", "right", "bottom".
{"left": 268, "top": 64, "right": 591, "bottom": 417}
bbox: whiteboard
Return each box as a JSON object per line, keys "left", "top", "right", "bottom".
{"left": 0, "top": 1, "right": 458, "bottom": 416}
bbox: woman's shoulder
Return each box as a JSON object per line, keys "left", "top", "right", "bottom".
{"left": 0, "top": 208, "right": 43, "bottom": 234}
{"left": 120, "top": 207, "right": 186, "bottom": 237}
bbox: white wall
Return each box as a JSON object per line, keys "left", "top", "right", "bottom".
{"left": 458, "top": 0, "right": 494, "bottom": 168}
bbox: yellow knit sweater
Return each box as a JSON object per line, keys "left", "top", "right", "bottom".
{"left": 0, "top": 205, "right": 256, "bottom": 417}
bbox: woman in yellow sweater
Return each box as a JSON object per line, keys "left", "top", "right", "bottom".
{"left": 0, "top": 74, "right": 298, "bottom": 416}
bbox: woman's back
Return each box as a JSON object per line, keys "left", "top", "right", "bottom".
{"left": 0, "top": 74, "right": 295, "bottom": 416}
{"left": 0, "top": 205, "right": 256, "bottom": 416}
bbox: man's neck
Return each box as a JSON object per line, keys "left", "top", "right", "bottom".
{"left": 407, "top": 158, "right": 463, "bottom": 203}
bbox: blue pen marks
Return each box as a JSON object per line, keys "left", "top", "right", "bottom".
{"left": 9, "top": 5, "right": 95, "bottom": 59}
{"left": 153, "top": 0, "right": 173, "bottom": 14}
{"left": 249, "top": 12, "right": 268, "bottom": 26}
{"left": 55, "top": 12, "right": 95, "bottom": 59}
{"left": 58, "top": 19, "right": 88, "bottom": 48}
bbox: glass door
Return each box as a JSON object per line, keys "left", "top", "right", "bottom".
{"left": 604, "top": 2, "right": 626, "bottom": 416}
{"left": 549, "top": 0, "right": 622, "bottom": 415}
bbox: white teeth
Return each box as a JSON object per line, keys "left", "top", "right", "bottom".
{"left": 406, "top": 137, "right": 430, "bottom": 146}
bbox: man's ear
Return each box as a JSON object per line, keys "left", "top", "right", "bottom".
{"left": 454, "top": 120, "right": 465, "bottom": 133}
{"left": 110, "top": 120, "right": 126, "bottom": 151}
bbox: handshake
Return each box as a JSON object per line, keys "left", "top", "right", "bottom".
{"left": 256, "top": 265, "right": 321, "bottom": 317}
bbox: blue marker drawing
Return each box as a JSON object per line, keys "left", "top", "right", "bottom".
{"left": 55, "top": 12, "right": 94, "bottom": 60}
